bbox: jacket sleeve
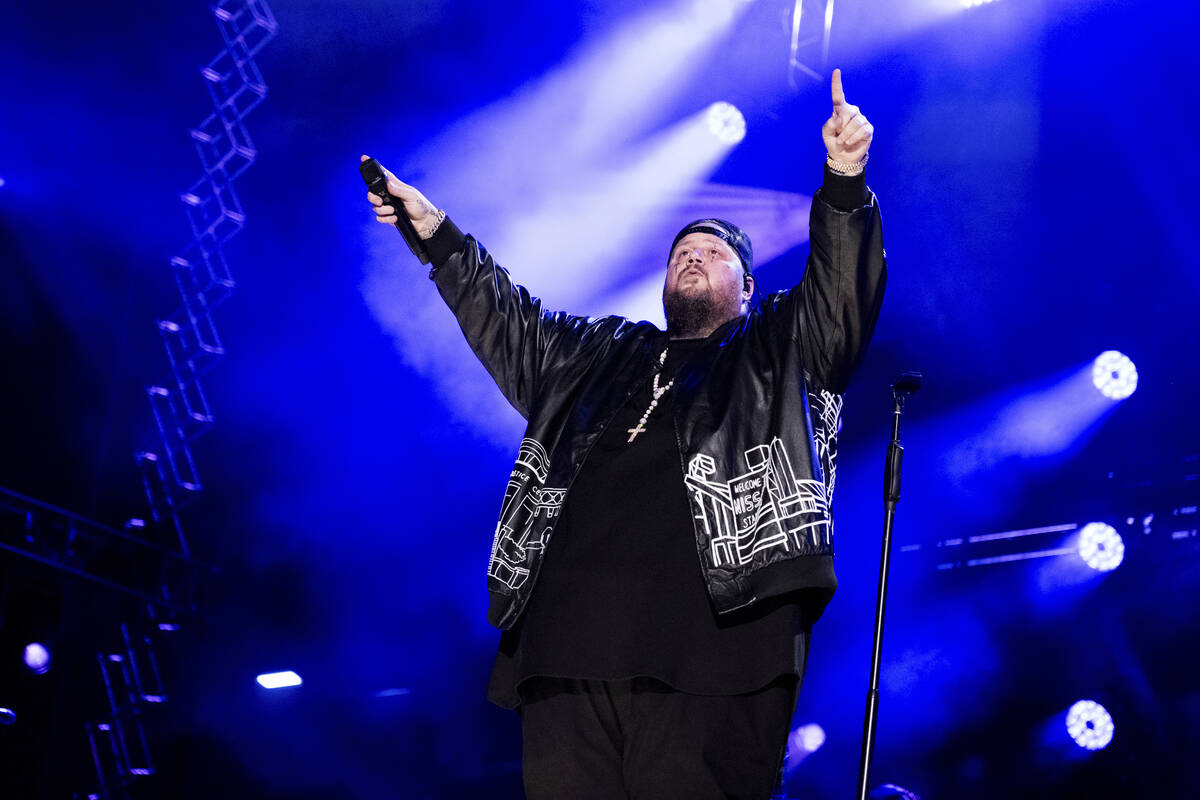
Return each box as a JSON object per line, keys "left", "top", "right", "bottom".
{"left": 762, "top": 171, "right": 887, "bottom": 394}
{"left": 424, "top": 217, "right": 619, "bottom": 418}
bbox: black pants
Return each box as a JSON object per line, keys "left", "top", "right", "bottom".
{"left": 519, "top": 676, "right": 798, "bottom": 800}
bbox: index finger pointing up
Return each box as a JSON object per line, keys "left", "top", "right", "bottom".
{"left": 831, "top": 68, "right": 845, "bottom": 107}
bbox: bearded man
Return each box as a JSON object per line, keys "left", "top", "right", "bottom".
{"left": 365, "top": 69, "right": 884, "bottom": 800}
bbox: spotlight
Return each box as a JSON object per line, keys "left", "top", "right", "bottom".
{"left": 1077, "top": 522, "right": 1124, "bottom": 572}
{"left": 961, "top": 0, "right": 998, "bottom": 7}
{"left": 706, "top": 102, "right": 746, "bottom": 144}
{"left": 256, "top": 670, "right": 302, "bottom": 689}
{"left": 792, "top": 722, "right": 826, "bottom": 753}
{"left": 23, "top": 643, "right": 51, "bottom": 675}
{"left": 1066, "top": 699, "right": 1114, "bottom": 750}
{"left": 784, "top": 721, "right": 826, "bottom": 773}
{"left": 1091, "top": 350, "right": 1137, "bottom": 400}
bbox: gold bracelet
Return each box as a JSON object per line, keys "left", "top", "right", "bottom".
{"left": 826, "top": 153, "right": 868, "bottom": 176}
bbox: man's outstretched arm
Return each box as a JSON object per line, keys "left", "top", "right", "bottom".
{"left": 362, "top": 156, "right": 625, "bottom": 419}
{"left": 787, "top": 70, "right": 887, "bottom": 394}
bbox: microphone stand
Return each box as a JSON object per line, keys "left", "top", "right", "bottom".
{"left": 856, "top": 371, "right": 922, "bottom": 800}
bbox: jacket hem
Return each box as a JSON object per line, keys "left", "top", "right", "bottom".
{"left": 715, "top": 554, "right": 837, "bottom": 622}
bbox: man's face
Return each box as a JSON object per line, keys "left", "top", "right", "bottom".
{"left": 662, "top": 232, "right": 752, "bottom": 336}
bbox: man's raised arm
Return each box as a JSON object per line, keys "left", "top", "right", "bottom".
{"left": 362, "top": 155, "right": 624, "bottom": 419}
{"left": 777, "top": 70, "right": 887, "bottom": 394}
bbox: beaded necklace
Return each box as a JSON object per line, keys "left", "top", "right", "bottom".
{"left": 626, "top": 349, "right": 672, "bottom": 443}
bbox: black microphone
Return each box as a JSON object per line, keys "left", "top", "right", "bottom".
{"left": 359, "top": 158, "right": 430, "bottom": 264}
{"left": 891, "top": 371, "right": 923, "bottom": 396}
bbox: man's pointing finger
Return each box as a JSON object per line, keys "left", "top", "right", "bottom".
{"left": 832, "top": 68, "right": 845, "bottom": 107}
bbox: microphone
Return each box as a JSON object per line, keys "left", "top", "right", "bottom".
{"left": 359, "top": 158, "right": 430, "bottom": 264}
{"left": 891, "top": 371, "right": 922, "bottom": 396}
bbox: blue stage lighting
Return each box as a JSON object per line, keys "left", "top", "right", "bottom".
{"left": 691, "top": 0, "right": 745, "bottom": 24}
{"left": 23, "top": 642, "right": 51, "bottom": 675}
{"left": 784, "top": 721, "right": 827, "bottom": 773}
{"left": 256, "top": 670, "right": 302, "bottom": 689}
{"left": 793, "top": 722, "right": 826, "bottom": 753}
{"left": 1091, "top": 351, "right": 1137, "bottom": 400}
{"left": 1077, "top": 522, "right": 1124, "bottom": 572}
{"left": 706, "top": 102, "right": 746, "bottom": 144}
{"left": 961, "top": 0, "right": 999, "bottom": 7}
{"left": 1066, "top": 699, "right": 1114, "bottom": 750}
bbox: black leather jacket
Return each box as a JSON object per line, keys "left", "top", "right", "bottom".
{"left": 426, "top": 188, "right": 885, "bottom": 629}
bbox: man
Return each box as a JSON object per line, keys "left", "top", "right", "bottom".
{"left": 365, "top": 69, "right": 884, "bottom": 799}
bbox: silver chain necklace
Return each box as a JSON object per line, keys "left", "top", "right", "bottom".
{"left": 626, "top": 349, "right": 673, "bottom": 443}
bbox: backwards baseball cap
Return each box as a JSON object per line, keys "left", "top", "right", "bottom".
{"left": 669, "top": 218, "right": 754, "bottom": 276}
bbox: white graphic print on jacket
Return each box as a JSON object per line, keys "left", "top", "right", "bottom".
{"left": 685, "top": 389, "right": 842, "bottom": 568}
{"left": 487, "top": 389, "right": 842, "bottom": 588}
{"left": 489, "top": 439, "right": 565, "bottom": 591}
{"left": 810, "top": 388, "right": 842, "bottom": 496}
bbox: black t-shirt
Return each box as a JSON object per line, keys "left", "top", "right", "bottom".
{"left": 488, "top": 338, "right": 809, "bottom": 709}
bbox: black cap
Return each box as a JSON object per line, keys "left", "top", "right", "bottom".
{"left": 669, "top": 218, "right": 754, "bottom": 276}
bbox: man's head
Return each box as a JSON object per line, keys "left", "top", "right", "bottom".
{"left": 662, "top": 218, "right": 755, "bottom": 340}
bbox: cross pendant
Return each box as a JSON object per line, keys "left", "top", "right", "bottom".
{"left": 626, "top": 423, "right": 647, "bottom": 443}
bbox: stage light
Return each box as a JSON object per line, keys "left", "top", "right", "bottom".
{"left": 23, "top": 642, "right": 51, "bottom": 675}
{"left": 256, "top": 670, "right": 302, "bottom": 689}
{"left": 1077, "top": 522, "right": 1124, "bottom": 572}
{"left": 793, "top": 722, "right": 826, "bottom": 752}
{"left": 366, "top": 1, "right": 753, "bottom": 447}
{"left": 961, "top": 0, "right": 998, "bottom": 7}
{"left": 1066, "top": 699, "right": 1114, "bottom": 750}
{"left": 0, "top": 708, "right": 15, "bottom": 726}
{"left": 1091, "top": 350, "right": 1137, "bottom": 400}
{"left": 706, "top": 102, "right": 746, "bottom": 144}
{"left": 0, "top": 177, "right": 6, "bottom": 189}
{"left": 784, "top": 721, "right": 826, "bottom": 773}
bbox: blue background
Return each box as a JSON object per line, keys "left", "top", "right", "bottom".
{"left": 1, "top": 0, "right": 1198, "bottom": 796}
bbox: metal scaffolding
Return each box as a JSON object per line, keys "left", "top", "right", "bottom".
{"left": 788, "top": 0, "right": 836, "bottom": 88}
{"left": 0, "top": 3, "right": 278, "bottom": 797}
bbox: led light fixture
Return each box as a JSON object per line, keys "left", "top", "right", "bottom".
{"left": 1066, "top": 699, "right": 1114, "bottom": 750}
{"left": 256, "top": 670, "right": 302, "bottom": 689}
{"left": 1078, "top": 522, "right": 1124, "bottom": 572}
{"left": 1091, "top": 350, "right": 1137, "bottom": 400}
{"left": 706, "top": 102, "right": 746, "bottom": 145}
{"left": 24, "top": 643, "right": 51, "bottom": 675}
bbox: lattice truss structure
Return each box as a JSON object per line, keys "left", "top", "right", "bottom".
{"left": 787, "top": 0, "right": 835, "bottom": 88}
{"left": 145, "top": 0, "right": 276, "bottom": 558}
{"left": 84, "top": 3, "right": 276, "bottom": 797}
{"left": 0, "top": 0, "right": 275, "bottom": 619}
{"left": 84, "top": 623, "right": 172, "bottom": 794}
{"left": 899, "top": 501, "right": 1199, "bottom": 572}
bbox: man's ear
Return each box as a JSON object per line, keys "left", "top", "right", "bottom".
{"left": 742, "top": 273, "right": 755, "bottom": 301}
